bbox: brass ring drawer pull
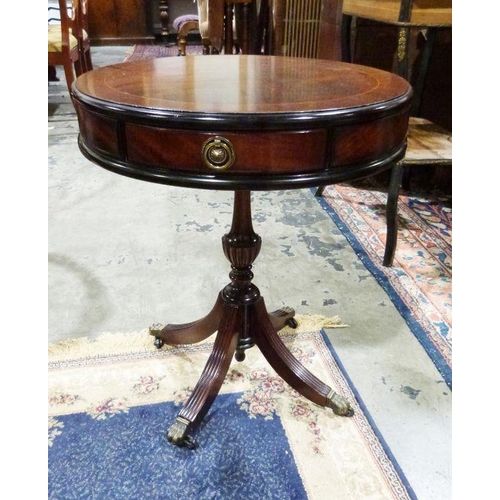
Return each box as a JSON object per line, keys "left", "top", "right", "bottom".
{"left": 202, "top": 136, "right": 235, "bottom": 170}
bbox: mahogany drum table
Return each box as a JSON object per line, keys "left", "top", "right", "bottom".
{"left": 73, "top": 55, "right": 412, "bottom": 448}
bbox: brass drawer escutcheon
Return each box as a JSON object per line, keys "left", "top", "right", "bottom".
{"left": 202, "top": 136, "right": 235, "bottom": 170}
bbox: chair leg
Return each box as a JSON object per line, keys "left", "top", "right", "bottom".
{"left": 63, "top": 61, "right": 75, "bottom": 92}
{"left": 410, "top": 28, "right": 438, "bottom": 116}
{"left": 341, "top": 14, "right": 354, "bottom": 62}
{"left": 48, "top": 65, "right": 59, "bottom": 82}
{"left": 383, "top": 163, "right": 404, "bottom": 267}
{"left": 314, "top": 186, "right": 326, "bottom": 197}
{"left": 177, "top": 34, "right": 187, "bottom": 56}
{"left": 83, "top": 49, "right": 93, "bottom": 72}
{"left": 202, "top": 39, "right": 211, "bottom": 54}
{"left": 74, "top": 57, "right": 85, "bottom": 77}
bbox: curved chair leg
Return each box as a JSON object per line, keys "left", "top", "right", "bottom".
{"left": 383, "top": 162, "right": 404, "bottom": 267}
{"left": 167, "top": 304, "right": 239, "bottom": 448}
{"left": 175, "top": 19, "right": 200, "bottom": 56}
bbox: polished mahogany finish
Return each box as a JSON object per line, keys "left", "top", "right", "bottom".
{"left": 73, "top": 55, "right": 412, "bottom": 447}
{"left": 73, "top": 56, "right": 411, "bottom": 191}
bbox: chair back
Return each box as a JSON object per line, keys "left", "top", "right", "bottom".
{"left": 48, "top": 0, "right": 80, "bottom": 55}
{"left": 79, "top": 0, "right": 90, "bottom": 38}
{"left": 261, "top": 0, "right": 343, "bottom": 59}
{"left": 48, "top": 0, "right": 83, "bottom": 91}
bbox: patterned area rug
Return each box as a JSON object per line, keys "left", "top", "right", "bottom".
{"left": 315, "top": 182, "right": 452, "bottom": 388}
{"left": 124, "top": 43, "right": 204, "bottom": 61}
{"left": 48, "top": 317, "right": 415, "bottom": 499}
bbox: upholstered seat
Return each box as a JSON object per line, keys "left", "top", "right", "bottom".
{"left": 173, "top": 0, "right": 228, "bottom": 55}
{"left": 48, "top": 24, "right": 79, "bottom": 52}
{"left": 173, "top": 14, "right": 199, "bottom": 31}
{"left": 172, "top": 14, "right": 207, "bottom": 55}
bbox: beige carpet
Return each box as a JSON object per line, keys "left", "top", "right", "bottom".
{"left": 48, "top": 316, "right": 414, "bottom": 499}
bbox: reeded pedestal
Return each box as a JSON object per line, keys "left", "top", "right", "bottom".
{"left": 149, "top": 191, "right": 353, "bottom": 447}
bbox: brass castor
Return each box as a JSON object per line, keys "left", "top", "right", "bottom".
{"left": 327, "top": 390, "right": 354, "bottom": 417}
{"left": 167, "top": 417, "right": 196, "bottom": 449}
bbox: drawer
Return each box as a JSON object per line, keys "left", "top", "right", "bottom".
{"left": 124, "top": 124, "right": 328, "bottom": 174}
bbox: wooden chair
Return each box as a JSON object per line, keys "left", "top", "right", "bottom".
{"left": 48, "top": 0, "right": 83, "bottom": 92}
{"left": 340, "top": 0, "right": 452, "bottom": 185}
{"left": 173, "top": 0, "right": 254, "bottom": 56}
{"left": 188, "top": 0, "right": 227, "bottom": 54}
{"left": 173, "top": 0, "right": 226, "bottom": 56}
{"left": 173, "top": 15, "right": 205, "bottom": 56}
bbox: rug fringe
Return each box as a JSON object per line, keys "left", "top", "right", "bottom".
{"left": 48, "top": 314, "right": 347, "bottom": 362}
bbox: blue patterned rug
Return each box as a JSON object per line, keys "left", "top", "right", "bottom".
{"left": 48, "top": 318, "right": 416, "bottom": 499}
{"left": 314, "top": 182, "right": 452, "bottom": 388}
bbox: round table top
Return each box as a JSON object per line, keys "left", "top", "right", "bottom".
{"left": 73, "top": 55, "right": 412, "bottom": 190}
{"left": 74, "top": 55, "right": 411, "bottom": 124}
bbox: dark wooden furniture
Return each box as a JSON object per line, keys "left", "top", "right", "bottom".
{"left": 342, "top": 0, "right": 451, "bottom": 87}
{"left": 257, "top": 0, "right": 343, "bottom": 59}
{"left": 225, "top": 0, "right": 257, "bottom": 54}
{"left": 315, "top": 1, "right": 451, "bottom": 264}
{"left": 172, "top": 0, "right": 253, "bottom": 56}
{"left": 152, "top": 0, "right": 198, "bottom": 39}
{"left": 72, "top": 55, "right": 412, "bottom": 447}
{"left": 342, "top": 0, "right": 452, "bottom": 175}
{"left": 88, "top": 0, "right": 155, "bottom": 45}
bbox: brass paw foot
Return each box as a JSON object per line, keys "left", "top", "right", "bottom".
{"left": 148, "top": 323, "right": 165, "bottom": 336}
{"left": 327, "top": 390, "right": 354, "bottom": 417}
{"left": 167, "top": 417, "right": 196, "bottom": 449}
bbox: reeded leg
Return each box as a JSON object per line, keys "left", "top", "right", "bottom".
{"left": 254, "top": 298, "right": 353, "bottom": 416}
{"left": 149, "top": 293, "right": 224, "bottom": 347}
{"left": 167, "top": 304, "right": 239, "bottom": 447}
